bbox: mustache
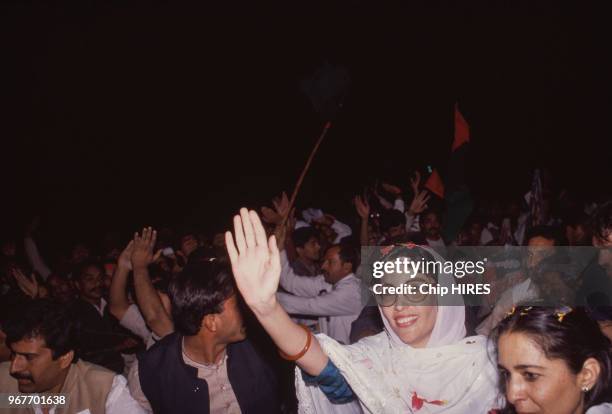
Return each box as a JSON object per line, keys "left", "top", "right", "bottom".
{"left": 11, "top": 372, "right": 34, "bottom": 381}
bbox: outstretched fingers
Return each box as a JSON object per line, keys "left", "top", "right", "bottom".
{"left": 148, "top": 228, "right": 157, "bottom": 251}
{"left": 268, "top": 235, "right": 280, "bottom": 271}
{"left": 233, "top": 214, "right": 246, "bottom": 254}
{"left": 250, "top": 210, "right": 268, "bottom": 248}
{"left": 225, "top": 231, "right": 239, "bottom": 265}
{"left": 240, "top": 208, "right": 256, "bottom": 248}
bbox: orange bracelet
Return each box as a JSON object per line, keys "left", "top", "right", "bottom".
{"left": 278, "top": 324, "right": 312, "bottom": 361}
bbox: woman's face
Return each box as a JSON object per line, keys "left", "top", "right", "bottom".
{"left": 498, "top": 332, "right": 586, "bottom": 414}
{"left": 379, "top": 273, "right": 438, "bottom": 348}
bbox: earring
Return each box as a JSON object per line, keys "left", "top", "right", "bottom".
{"left": 582, "top": 386, "right": 590, "bottom": 393}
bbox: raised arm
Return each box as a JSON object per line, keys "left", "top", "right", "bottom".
{"left": 354, "top": 195, "right": 370, "bottom": 246}
{"left": 23, "top": 218, "right": 51, "bottom": 280}
{"left": 225, "top": 208, "right": 328, "bottom": 376}
{"left": 131, "top": 227, "right": 174, "bottom": 338}
{"left": 406, "top": 190, "right": 430, "bottom": 232}
{"left": 108, "top": 240, "right": 134, "bottom": 321}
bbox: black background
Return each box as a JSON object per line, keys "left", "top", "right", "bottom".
{"left": 1, "top": 1, "right": 610, "bottom": 251}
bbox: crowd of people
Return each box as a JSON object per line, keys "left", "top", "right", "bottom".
{"left": 1, "top": 169, "right": 611, "bottom": 413}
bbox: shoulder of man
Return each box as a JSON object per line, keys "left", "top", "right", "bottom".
{"left": 68, "top": 360, "right": 117, "bottom": 405}
{"left": 76, "top": 359, "right": 116, "bottom": 382}
{"left": 137, "top": 331, "right": 180, "bottom": 364}
{"left": 335, "top": 273, "right": 362, "bottom": 289}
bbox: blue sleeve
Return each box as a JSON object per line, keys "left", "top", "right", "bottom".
{"left": 301, "top": 359, "right": 356, "bottom": 404}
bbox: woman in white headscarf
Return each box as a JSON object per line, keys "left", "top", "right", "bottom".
{"left": 225, "top": 209, "right": 501, "bottom": 413}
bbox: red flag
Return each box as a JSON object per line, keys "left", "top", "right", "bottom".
{"left": 424, "top": 169, "right": 445, "bottom": 199}
{"left": 452, "top": 103, "right": 470, "bottom": 151}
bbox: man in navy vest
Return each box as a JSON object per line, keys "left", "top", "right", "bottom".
{"left": 127, "top": 260, "right": 281, "bottom": 413}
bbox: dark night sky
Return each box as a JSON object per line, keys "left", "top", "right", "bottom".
{"left": 1, "top": 1, "right": 611, "bottom": 250}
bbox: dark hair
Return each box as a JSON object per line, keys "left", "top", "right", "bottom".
{"left": 331, "top": 242, "right": 360, "bottom": 273}
{"left": 464, "top": 214, "right": 486, "bottom": 228}
{"left": 565, "top": 209, "right": 591, "bottom": 229}
{"left": 169, "top": 261, "right": 236, "bottom": 336}
{"left": 292, "top": 226, "right": 319, "bottom": 249}
{"left": 4, "top": 299, "right": 78, "bottom": 362}
{"left": 592, "top": 201, "right": 612, "bottom": 243}
{"left": 420, "top": 207, "right": 443, "bottom": 223}
{"left": 379, "top": 209, "right": 406, "bottom": 233}
{"left": 492, "top": 305, "right": 612, "bottom": 411}
{"left": 72, "top": 259, "right": 104, "bottom": 282}
{"left": 524, "top": 225, "right": 563, "bottom": 246}
{"left": 178, "top": 230, "right": 198, "bottom": 242}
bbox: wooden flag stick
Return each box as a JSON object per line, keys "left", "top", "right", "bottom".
{"left": 282, "top": 121, "right": 332, "bottom": 226}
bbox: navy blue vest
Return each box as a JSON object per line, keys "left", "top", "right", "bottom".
{"left": 138, "top": 332, "right": 281, "bottom": 414}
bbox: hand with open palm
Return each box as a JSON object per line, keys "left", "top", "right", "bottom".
{"left": 225, "top": 208, "right": 281, "bottom": 317}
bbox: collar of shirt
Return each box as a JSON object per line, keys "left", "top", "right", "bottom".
{"left": 91, "top": 297, "right": 107, "bottom": 317}
{"left": 181, "top": 338, "right": 227, "bottom": 376}
{"left": 332, "top": 273, "right": 358, "bottom": 289}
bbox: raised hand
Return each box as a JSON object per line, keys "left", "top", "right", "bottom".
{"left": 261, "top": 192, "right": 290, "bottom": 225}
{"left": 131, "top": 227, "right": 161, "bottom": 270}
{"left": 117, "top": 240, "right": 134, "bottom": 271}
{"left": 354, "top": 195, "right": 370, "bottom": 220}
{"left": 12, "top": 268, "right": 42, "bottom": 299}
{"left": 272, "top": 192, "right": 290, "bottom": 218}
{"left": 261, "top": 206, "right": 282, "bottom": 224}
{"left": 408, "top": 190, "right": 430, "bottom": 215}
{"left": 225, "top": 208, "right": 281, "bottom": 316}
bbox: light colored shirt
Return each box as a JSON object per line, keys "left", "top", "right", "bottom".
{"left": 278, "top": 251, "right": 364, "bottom": 344}
{"left": 330, "top": 220, "right": 352, "bottom": 244}
{"left": 480, "top": 227, "right": 494, "bottom": 245}
{"left": 127, "top": 341, "right": 240, "bottom": 413}
{"left": 587, "top": 403, "right": 612, "bottom": 413}
{"left": 119, "top": 304, "right": 158, "bottom": 349}
{"left": 31, "top": 375, "right": 146, "bottom": 414}
{"left": 182, "top": 349, "right": 240, "bottom": 414}
{"left": 92, "top": 298, "right": 107, "bottom": 317}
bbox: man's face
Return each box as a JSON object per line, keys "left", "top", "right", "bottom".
{"left": 71, "top": 244, "right": 90, "bottom": 264}
{"left": 599, "top": 320, "right": 612, "bottom": 343}
{"left": 566, "top": 224, "right": 587, "bottom": 246}
{"left": 297, "top": 237, "right": 321, "bottom": 262}
{"left": 526, "top": 236, "right": 555, "bottom": 270}
{"left": 320, "top": 246, "right": 351, "bottom": 284}
{"left": 9, "top": 336, "right": 71, "bottom": 393}
{"left": 314, "top": 222, "right": 336, "bottom": 244}
{"left": 421, "top": 213, "right": 441, "bottom": 240}
{"left": 47, "top": 276, "right": 75, "bottom": 304}
{"left": 76, "top": 265, "right": 103, "bottom": 302}
{"left": 215, "top": 295, "right": 246, "bottom": 344}
{"left": 593, "top": 232, "right": 612, "bottom": 275}
{"left": 180, "top": 235, "right": 198, "bottom": 257}
{"left": 385, "top": 224, "right": 405, "bottom": 240}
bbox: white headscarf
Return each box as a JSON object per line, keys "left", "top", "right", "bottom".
{"left": 295, "top": 246, "right": 502, "bottom": 414}
{"left": 380, "top": 245, "right": 466, "bottom": 348}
